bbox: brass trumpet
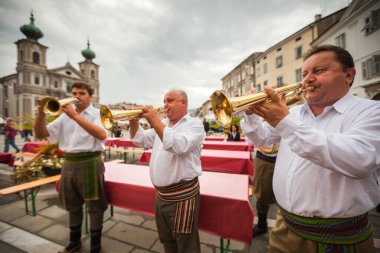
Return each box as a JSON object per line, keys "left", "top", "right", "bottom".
{"left": 210, "top": 83, "right": 313, "bottom": 128}
{"left": 99, "top": 105, "right": 163, "bottom": 130}
{"left": 40, "top": 97, "right": 78, "bottom": 117}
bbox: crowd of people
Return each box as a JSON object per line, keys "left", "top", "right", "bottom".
{"left": 2, "top": 45, "right": 380, "bottom": 253}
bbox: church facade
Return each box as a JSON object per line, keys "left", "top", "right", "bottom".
{"left": 0, "top": 13, "right": 101, "bottom": 123}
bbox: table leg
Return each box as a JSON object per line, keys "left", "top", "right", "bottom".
{"left": 220, "top": 238, "right": 230, "bottom": 253}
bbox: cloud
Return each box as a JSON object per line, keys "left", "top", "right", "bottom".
{"left": 0, "top": 0, "right": 349, "bottom": 109}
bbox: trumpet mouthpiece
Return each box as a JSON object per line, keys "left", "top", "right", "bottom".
{"left": 303, "top": 86, "right": 315, "bottom": 92}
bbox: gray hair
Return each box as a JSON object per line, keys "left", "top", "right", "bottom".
{"left": 169, "top": 88, "right": 188, "bottom": 105}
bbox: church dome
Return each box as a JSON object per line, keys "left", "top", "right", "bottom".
{"left": 20, "top": 12, "right": 43, "bottom": 41}
{"left": 81, "top": 40, "right": 96, "bottom": 61}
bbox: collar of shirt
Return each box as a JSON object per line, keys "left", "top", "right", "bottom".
{"left": 300, "top": 92, "right": 352, "bottom": 118}
{"left": 162, "top": 114, "right": 190, "bottom": 128}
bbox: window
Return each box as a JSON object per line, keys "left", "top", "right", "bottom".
{"left": 66, "top": 81, "right": 72, "bottom": 93}
{"left": 295, "top": 68, "right": 302, "bottom": 82}
{"left": 263, "top": 63, "right": 268, "bottom": 74}
{"left": 295, "top": 36, "right": 302, "bottom": 42}
{"left": 32, "top": 52, "right": 40, "bottom": 64}
{"left": 276, "top": 47, "right": 282, "bottom": 52}
{"left": 237, "top": 74, "right": 241, "bottom": 83}
{"left": 263, "top": 80, "right": 268, "bottom": 86}
{"left": 53, "top": 80, "right": 59, "bottom": 88}
{"left": 34, "top": 74, "right": 40, "bottom": 85}
{"left": 256, "top": 67, "right": 261, "bottom": 77}
{"left": 276, "top": 56, "right": 283, "bottom": 68}
{"left": 363, "top": 9, "right": 380, "bottom": 35}
{"left": 335, "top": 33, "right": 346, "bottom": 48}
{"left": 4, "top": 85, "right": 8, "bottom": 98}
{"left": 66, "top": 71, "right": 72, "bottom": 75}
{"left": 238, "top": 85, "right": 243, "bottom": 96}
{"left": 362, "top": 55, "right": 380, "bottom": 79}
{"left": 242, "top": 71, "right": 246, "bottom": 80}
{"left": 20, "top": 50, "right": 24, "bottom": 61}
{"left": 256, "top": 83, "right": 261, "bottom": 92}
{"left": 91, "top": 70, "right": 96, "bottom": 79}
{"left": 277, "top": 76, "right": 283, "bottom": 87}
{"left": 295, "top": 46, "right": 303, "bottom": 59}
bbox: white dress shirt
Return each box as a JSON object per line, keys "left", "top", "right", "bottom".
{"left": 132, "top": 114, "right": 205, "bottom": 187}
{"left": 47, "top": 105, "right": 107, "bottom": 153}
{"left": 241, "top": 93, "right": 380, "bottom": 218}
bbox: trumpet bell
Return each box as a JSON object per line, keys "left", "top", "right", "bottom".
{"left": 100, "top": 105, "right": 115, "bottom": 130}
{"left": 40, "top": 97, "right": 78, "bottom": 117}
{"left": 210, "top": 90, "right": 233, "bottom": 129}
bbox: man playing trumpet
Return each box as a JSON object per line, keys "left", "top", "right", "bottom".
{"left": 129, "top": 89, "right": 205, "bottom": 253}
{"left": 241, "top": 45, "right": 380, "bottom": 252}
{"left": 34, "top": 81, "right": 108, "bottom": 253}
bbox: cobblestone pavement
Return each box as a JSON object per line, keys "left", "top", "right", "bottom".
{"left": 0, "top": 134, "right": 379, "bottom": 253}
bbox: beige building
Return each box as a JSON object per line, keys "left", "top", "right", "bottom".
{"left": 0, "top": 13, "right": 101, "bottom": 122}
{"left": 206, "top": 9, "right": 346, "bottom": 124}
{"left": 311, "top": 0, "right": 380, "bottom": 100}
{"left": 221, "top": 52, "right": 262, "bottom": 97}
{"left": 219, "top": 9, "right": 346, "bottom": 100}
{"left": 254, "top": 10, "right": 346, "bottom": 92}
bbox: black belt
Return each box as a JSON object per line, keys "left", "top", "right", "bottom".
{"left": 256, "top": 150, "right": 277, "bottom": 163}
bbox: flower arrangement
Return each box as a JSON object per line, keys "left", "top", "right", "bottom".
{"left": 11, "top": 143, "right": 64, "bottom": 184}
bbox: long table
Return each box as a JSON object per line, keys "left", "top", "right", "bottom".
{"left": 115, "top": 139, "right": 138, "bottom": 148}
{"left": 140, "top": 149, "right": 254, "bottom": 176}
{"left": 105, "top": 137, "right": 123, "bottom": 147}
{"left": 105, "top": 163, "right": 254, "bottom": 244}
{"left": 202, "top": 140, "right": 253, "bottom": 152}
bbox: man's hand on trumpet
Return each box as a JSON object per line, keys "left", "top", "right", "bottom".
{"left": 245, "top": 87, "right": 289, "bottom": 128}
{"left": 141, "top": 106, "right": 164, "bottom": 130}
{"left": 61, "top": 104, "right": 79, "bottom": 120}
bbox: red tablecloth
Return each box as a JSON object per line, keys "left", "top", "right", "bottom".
{"left": 116, "top": 139, "right": 138, "bottom": 148}
{"left": 105, "top": 138, "right": 123, "bottom": 147}
{"left": 140, "top": 149, "right": 254, "bottom": 176}
{"left": 205, "top": 136, "right": 246, "bottom": 142}
{"left": 21, "top": 141, "right": 49, "bottom": 153}
{"left": 203, "top": 140, "right": 253, "bottom": 152}
{"left": 0, "top": 152, "right": 15, "bottom": 166}
{"left": 104, "top": 163, "right": 253, "bottom": 244}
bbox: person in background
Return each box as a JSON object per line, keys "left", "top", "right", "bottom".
{"left": 22, "top": 121, "right": 33, "bottom": 142}
{"left": 130, "top": 89, "right": 205, "bottom": 253}
{"left": 251, "top": 144, "right": 278, "bottom": 237}
{"left": 203, "top": 117, "right": 210, "bottom": 135}
{"left": 4, "top": 117, "right": 20, "bottom": 153}
{"left": 34, "top": 81, "right": 108, "bottom": 253}
{"left": 241, "top": 45, "right": 380, "bottom": 252}
{"left": 114, "top": 122, "right": 122, "bottom": 137}
{"left": 227, "top": 124, "right": 240, "bottom": 141}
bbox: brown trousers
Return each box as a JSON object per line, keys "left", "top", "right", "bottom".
{"left": 155, "top": 192, "right": 201, "bottom": 253}
{"left": 59, "top": 157, "right": 108, "bottom": 230}
{"left": 253, "top": 156, "right": 276, "bottom": 215}
{"left": 269, "top": 211, "right": 376, "bottom": 253}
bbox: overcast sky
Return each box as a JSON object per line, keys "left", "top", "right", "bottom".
{"left": 0, "top": 0, "right": 350, "bottom": 109}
